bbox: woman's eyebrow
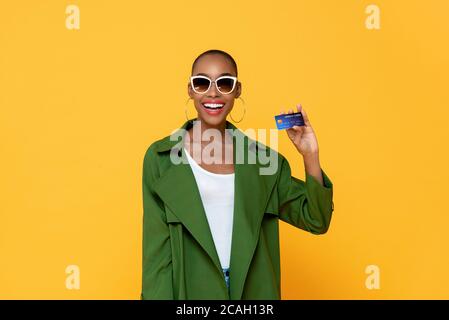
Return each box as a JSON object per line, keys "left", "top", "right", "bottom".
{"left": 195, "top": 72, "right": 234, "bottom": 77}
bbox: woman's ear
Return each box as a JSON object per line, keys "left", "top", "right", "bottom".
{"left": 235, "top": 81, "right": 242, "bottom": 99}
{"left": 187, "top": 82, "right": 194, "bottom": 99}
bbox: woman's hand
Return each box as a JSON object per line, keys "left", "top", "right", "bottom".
{"left": 281, "top": 104, "right": 319, "bottom": 157}
{"left": 281, "top": 104, "right": 324, "bottom": 186}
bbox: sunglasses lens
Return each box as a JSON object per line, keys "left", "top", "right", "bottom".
{"left": 192, "top": 77, "right": 210, "bottom": 93}
{"left": 217, "top": 78, "right": 235, "bottom": 94}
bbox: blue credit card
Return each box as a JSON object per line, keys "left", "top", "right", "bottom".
{"left": 274, "top": 112, "right": 305, "bottom": 129}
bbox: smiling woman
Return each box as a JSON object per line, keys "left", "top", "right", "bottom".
{"left": 141, "top": 49, "right": 334, "bottom": 300}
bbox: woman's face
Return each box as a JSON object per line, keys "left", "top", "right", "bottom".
{"left": 188, "top": 54, "right": 241, "bottom": 127}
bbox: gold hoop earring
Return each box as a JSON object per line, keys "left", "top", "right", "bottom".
{"left": 229, "top": 97, "right": 246, "bottom": 123}
{"left": 185, "top": 97, "right": 195, "bottom": 121}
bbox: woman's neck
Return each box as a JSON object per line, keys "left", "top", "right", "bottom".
{"left": 188, "top": 118, "right": 232, "bottom": 146}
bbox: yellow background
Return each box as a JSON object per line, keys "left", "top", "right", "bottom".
{"left": 1, "top": 0, "right": 448, "bottom": 299}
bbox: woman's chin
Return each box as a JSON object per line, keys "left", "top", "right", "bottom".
{"left": 198, "top": 111, "right": 229, "bottom": 126}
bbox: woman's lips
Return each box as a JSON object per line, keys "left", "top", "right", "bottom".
{"left": 201, "top": 102, "right": 225, "bottom": 115}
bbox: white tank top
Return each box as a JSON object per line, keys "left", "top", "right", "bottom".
{"left": 183, "top": 147, "right": 235, "bottom": 269}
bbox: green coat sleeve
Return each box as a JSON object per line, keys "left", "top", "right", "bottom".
{"left": 141, "top": 146, "right": 173, "bottom": 299}
{"left": 277, "top": 156, "right": 334, "bottom": 235}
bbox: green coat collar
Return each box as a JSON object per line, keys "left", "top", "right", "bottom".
{"left": 152, "top": 118, "right": 279, "bottom": 299}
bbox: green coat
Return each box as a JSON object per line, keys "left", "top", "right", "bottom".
{"left": 141, "top": 119, "right": 334, "bottom": 300}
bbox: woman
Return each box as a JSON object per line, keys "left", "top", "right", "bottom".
{"left": 141, "top": 49, "right": 334, "bottom": 300}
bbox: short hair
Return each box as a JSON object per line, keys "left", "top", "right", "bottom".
{"left": 191, "top": 49, "right": 238, "bottom": 77}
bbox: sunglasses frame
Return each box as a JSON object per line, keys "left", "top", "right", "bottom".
{"left": 190, "top": 75, "right": 238, "bottom": 95}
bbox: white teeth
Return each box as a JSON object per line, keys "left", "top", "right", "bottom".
{"left": 203, "top": 103, "right": 224, "bottom": 109}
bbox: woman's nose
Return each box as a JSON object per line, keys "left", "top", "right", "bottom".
{"left": 207, "top": 81, "right": 220, "bottom": 97}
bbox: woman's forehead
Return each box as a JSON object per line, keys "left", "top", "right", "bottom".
{"left": 193, "top": 55, "right": 236, "bottom": 76}
{"left": 194, "top": 72, "right": 234, "bottom": 78}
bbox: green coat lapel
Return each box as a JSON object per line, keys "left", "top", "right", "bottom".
{"left": 152, "top": 118, "right": 278, "bottom": 300}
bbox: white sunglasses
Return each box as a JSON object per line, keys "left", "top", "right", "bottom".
{"left": 190, "top": 75, "right": 237, "bottom": 95}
